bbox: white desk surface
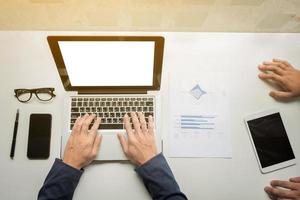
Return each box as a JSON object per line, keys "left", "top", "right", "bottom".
{"left": 0, "top": 31, "right": 300, "bottom": 200}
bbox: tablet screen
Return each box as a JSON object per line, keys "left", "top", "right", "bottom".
{"left": 247, "top": 113, "right": 295, "bottom": 168}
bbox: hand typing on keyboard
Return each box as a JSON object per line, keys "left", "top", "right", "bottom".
{"left": 63, "top": 114, "right": 102, "bottom": 169}
{"left": 70, "top": 96, "right": 154, "bottom": 130}
{"left": 118, "top": 112, "right": 157, "bottom": 166}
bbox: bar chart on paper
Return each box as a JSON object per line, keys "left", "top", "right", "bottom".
{"left": 179, "top": 115, "right": 216, "bottom": 130}
{"left": 172, "top": 114, "right": 223, "bottom": 137}
{"left": 168, "top": 73, "right": 232, "bottom": 158}
{"left": 170, "top": 112, "right": 231, "bottom": 158}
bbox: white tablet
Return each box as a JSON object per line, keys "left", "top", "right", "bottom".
{"left": 244, "top": 109, "right": 296, "bottom": 174}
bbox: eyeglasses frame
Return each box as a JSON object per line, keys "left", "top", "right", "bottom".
{"left": 14, "top": 88, "right": 56, "bottom": 103}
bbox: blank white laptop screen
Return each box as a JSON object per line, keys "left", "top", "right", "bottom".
{"left": 58, "top": 41, "right": 155, "bottom": 86}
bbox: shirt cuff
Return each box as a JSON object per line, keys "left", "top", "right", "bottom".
{"left": 135, "top": 153, "right": 167, "bottom": 174}
{"left": 54, "top": 158, "right": 84, "bottom": 176}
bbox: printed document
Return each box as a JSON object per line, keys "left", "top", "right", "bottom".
{"left": 168, "top": 72, "right": 232, "bottom": 158}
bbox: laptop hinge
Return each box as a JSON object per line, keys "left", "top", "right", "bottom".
{"left": 78, "top": 89, "right": 147, "bottom": 95}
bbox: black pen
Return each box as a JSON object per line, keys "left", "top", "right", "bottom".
{"left": 10, "top": 109, "right": 19, "bottom": 159}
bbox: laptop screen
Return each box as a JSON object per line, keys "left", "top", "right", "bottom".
{"left": 58, "top": 41, "right": 155, "bottom": 86}
{"left": 48, "top": 36, "right": 164, "bottom": 92}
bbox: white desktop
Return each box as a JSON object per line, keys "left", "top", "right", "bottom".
{"left": 0, "top": 31, "right": 300, "bottom": 200}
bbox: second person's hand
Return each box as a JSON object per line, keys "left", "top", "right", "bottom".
{"left": 258, "top": 58, "right": 300, "bottom": 100}
{"left": 265, "top": 177, "right": 300, "bottom": 200}
{"left": 117, "top": 112, "right": 158, "bottom": 166}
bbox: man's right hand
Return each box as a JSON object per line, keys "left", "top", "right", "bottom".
{"left": 258, "top": 58, "right": 300, "bottom": 100}
{"left": 117, "top": 112, "right": 158, "bottom": 166}
{"left": 63, "top": 114, "right": 102, "bottom": 170}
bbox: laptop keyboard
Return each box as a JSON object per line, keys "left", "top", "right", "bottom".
{"left": 70, "top": 96, "right": 154, "bottom": 130}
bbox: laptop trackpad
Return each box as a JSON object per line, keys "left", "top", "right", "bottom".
{"left": 97, "top": 133, "right": 128, "bottom": 161}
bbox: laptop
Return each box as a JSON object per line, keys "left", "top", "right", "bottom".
{"left": 47, "top": 36, "right": 164, "bottom": 161}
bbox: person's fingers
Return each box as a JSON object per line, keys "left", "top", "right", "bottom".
{"left": 92, "top": 134, "right": 102, "bottom": 158}
{"left": 117, "top": 133, "right": 128, "bottom": 155}
{"left": 81, "top": 114, "right": 96, "bottom": 134}
{"left": 81, "top": 113, "right": 89, "bottom": 121}
{"left": 74, "top": 114, "right": 88, "bottom": 134}
{"left": 269, "top": 91, "right": 293, "bottom": 100}
{"left": 89, "top": 117, "right": 101, "bottom": 143}
{"left": 72, "top": 116, "right": 82, "bottom": 135}
{"left": 271, "top": 180, "right": 298, "bottom": 190}
{"left": 263, "top": 61, "right": 288, "bottom": 71}
{"left": 123, "top": 114, "right": 134, "bottom": 140}
{"left": 265, "top": 191, "right": 277, "bottom": 200}
{"left": 148, "top": 115, "right": 154, "bottom": 135}
{"left": 131, "top": 112, "right": 142, "bottom": 135}
{"left": 90, "top": 117, "right": 101, "bottom": 132}
{"left": 273, "top": 58, "right": 294, "bottom": 69}
{"left": 77, "top": 114, "right": 90, "bottom": 134}
{"left": 264, "top": 187, "right": 279, "bottom": 200}
{"left": 259, "top": 64, "right": 285, "bottom": 75}
{"left": 264, "top": 186, "right": 296, "bottom": 199}
{"left": 290, "top": 177, "right": 300, "bottom": 183}
{"left": 138, "top": 112, "right": 147, "bottom": 133}
{"left": 258, "top": 73, "right": 284, "bottom": 85}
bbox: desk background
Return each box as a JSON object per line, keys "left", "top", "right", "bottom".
{"left": 0, "top": 31, "right": 299, "bottom": 200}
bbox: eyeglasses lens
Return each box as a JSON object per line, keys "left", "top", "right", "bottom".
{"left": 17, "top": 90, "right": 31, "bottom": 102}
{"left": 36, "top": 89, "right": 53, "bottom": 101}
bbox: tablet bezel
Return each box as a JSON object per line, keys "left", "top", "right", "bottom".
{"left": 244, "top": 109, "right": 296, "bottom": 174}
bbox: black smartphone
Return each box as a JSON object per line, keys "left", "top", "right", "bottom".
{"left": 27, "top": 114, "right": 52, "bottom": 159}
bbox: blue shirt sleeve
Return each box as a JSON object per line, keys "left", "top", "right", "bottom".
{"left": 39, "top": 154, "right": 187, "bottom": 200}
{"left": 38, "top": 159, "right": 83, "bottom": 200}
{"left": 135, "top": 153, "right": 188, "bottom": 200}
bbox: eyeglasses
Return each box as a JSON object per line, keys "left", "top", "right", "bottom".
{"left": 14, "top": 88, "right": 56, "bottom": 103}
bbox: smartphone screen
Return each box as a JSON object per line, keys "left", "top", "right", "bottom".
{"left": 247, "top": 112, "right": 295, "bottom": 168}
{"left": 27, "top": 114, "right": 52, "bottom": 159}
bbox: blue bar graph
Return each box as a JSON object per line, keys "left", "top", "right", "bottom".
{"left": 181, "top": 123, "right": 214, "bottom": 126}
{"left": 181, "top": 119, "right": 208, "bottom": 122}
{"left": 180, "top": 115, "right": 215, "bottom": 130}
